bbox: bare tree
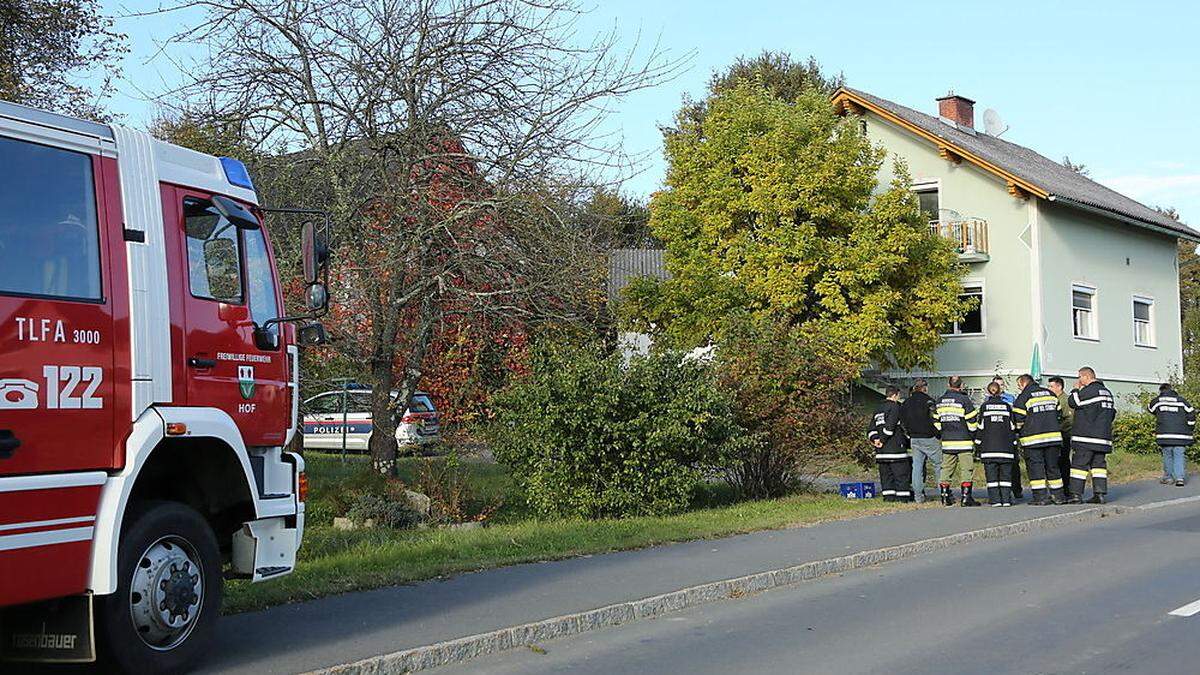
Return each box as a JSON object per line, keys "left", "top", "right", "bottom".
{"left": 1062, "top": 155, "right": 1090, "bottom": 176}
{"left": 163, "top": 0, "right": 685, "bottom": 473}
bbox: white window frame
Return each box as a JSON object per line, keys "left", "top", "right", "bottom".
{"left": 943, "top": 279, "right": 985, "bottom": 338}
{"left": 1132, "top": 294, "right": 1155, "bottom": 348}
{"left": 1071, "top": 282, "right": 1099, "bottom": 342}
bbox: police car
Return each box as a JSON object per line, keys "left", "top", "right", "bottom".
{"left": 301, "top": 387, "right": 441, "bottom": 452}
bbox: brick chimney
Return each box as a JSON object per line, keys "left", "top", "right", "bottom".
{"left": 937, "top": 92, "right": 975, "bottom": 129}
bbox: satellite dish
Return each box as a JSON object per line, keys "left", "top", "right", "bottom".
{"left": 982, "top": 108, "right": 1009, "bottom": 137}
{"left": 937, "top": 208, "right": 962, "bottom": 223}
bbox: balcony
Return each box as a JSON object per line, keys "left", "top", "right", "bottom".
{"left": 929, "top": 217, "right": 989, "bottom": 262}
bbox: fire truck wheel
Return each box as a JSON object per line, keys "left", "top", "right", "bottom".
{"left": 97, "top": 500, "right": 222, "bottom": 674}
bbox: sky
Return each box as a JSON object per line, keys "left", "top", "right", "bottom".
{"left": 98, "top": 0, "right": 1200, "bottom": 224}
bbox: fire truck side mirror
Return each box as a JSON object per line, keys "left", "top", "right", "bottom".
{"left": 305, "top": 282, "right": 329, "bottom": 313}
{"left": 301, "top": 221, "right": 329, "bottom": 284}
{"left": 298, "top": 322, "right": 328, "bottom": 346}
{"left": 253, "top": 326, "right": 281, "bottom": 351}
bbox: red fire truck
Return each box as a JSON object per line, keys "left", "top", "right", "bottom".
{"left": 0, "top": 100, "right": 328, "bottom": 672}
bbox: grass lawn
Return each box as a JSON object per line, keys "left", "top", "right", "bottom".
{"left": 223, "top": 448, "right": 1179, "bottom": 614}
{"left": 224, "top": 453, "right": 910, "bottom": 613}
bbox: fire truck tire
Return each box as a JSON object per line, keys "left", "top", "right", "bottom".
{"left": 96, "top": 500, "right": 223, "bottom": 674}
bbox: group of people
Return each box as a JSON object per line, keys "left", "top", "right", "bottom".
{"left": 867, "top": 367, "right": 1196, "bottom": 507}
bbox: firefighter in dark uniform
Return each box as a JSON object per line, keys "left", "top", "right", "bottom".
{"left": 976, "top": 381, "right": 1018, "bottom": 506}
{"left": 1012, "top": 374, "right": 1067, "bottom": 505}
{"left": 1148, "top": 383, "right": 1196, "bottom": 486}
{"left": 868, "top": 385, "right": 912, "bottom": 502}
{"left": 1066, "top": 366, "right": 1116, "bottom": 503}
{"left": 934, "top": 375, "right": 981, "bottom": 506}
{"left": 1048, "top": 376, "right": 1074, "bottom": 486}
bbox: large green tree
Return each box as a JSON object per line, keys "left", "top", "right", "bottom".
{"left": 1160, "top": 206, "right": 1200, "bottom": 374}
{"left": 622, "top": 81, "right": 967, "bottom": 371}
{"left": 671, "top": 51, "right": 842, "bottom": 144}
{"left": 0, "top": 0, "right": 125, "bottom": 120}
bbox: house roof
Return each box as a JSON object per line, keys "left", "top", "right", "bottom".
{"left": 833, "top": 87, "right": 1198, "bottom": 241}
{"left": 608, "top": 248, "right": 668, "bottom": 301}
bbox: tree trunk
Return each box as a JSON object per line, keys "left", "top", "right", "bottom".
{"left": 369, "top": 357, "right": 399, "bottom": 476}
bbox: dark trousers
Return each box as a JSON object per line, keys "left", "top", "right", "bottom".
{"left": 1069, "top": 447, "right": 1109, "bottom": 496}
{"left": 984, "top": 461, "right": 1014, "bottom": 504}
{"left": 878, "top": 459, "right": 913, "bottom": 501}
{"left": 1023, "top": 444, "right": 1066, "bottom": 501}
{"left": 1058, "top": 431, "right": 1073, "bottom": 483}
{"left": 1011, "top": 450, "right": 1023, "bottom": 496}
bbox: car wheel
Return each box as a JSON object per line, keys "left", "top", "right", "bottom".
{"left": 96, "top": 500, "right": 222, "bottom": 673}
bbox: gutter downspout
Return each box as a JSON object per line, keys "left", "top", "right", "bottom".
{"left": 1029, "top": 199, "right": 1046, "bottom": 376}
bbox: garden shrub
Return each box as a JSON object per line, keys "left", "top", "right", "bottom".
{"left": 411, "top": 450, "right": 503, "bottom": 524}
{"left": 488, "top": 342, "right": 737, "bottom": 519}
{"left": 714, "top": 322, "right": 861, "bottom": 498}
{"left": 346, "top": 493, "right": 422, "bottom": 529}
{"left": 1112, "top": 413, "right": 1158, "bottom": 456}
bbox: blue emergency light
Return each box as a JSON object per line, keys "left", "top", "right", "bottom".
{"left": 219, "top": 157, "right": 256, "bottom": 192}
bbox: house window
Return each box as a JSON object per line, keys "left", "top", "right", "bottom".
{"left": 1072, "top": 284, "right": 1098, "bottom": 340}
{"left": 944, "top": 283, "right": 984, "bottom": 336}
{"left": 1133, "top": 296, "right": 1154, "bottom": 347}
{"left": 915, "top": 185, "right": 939, "bottom": 223}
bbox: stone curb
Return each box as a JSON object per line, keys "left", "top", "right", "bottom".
{"left": 308, "top": 506, "right": 1121, "bottom": 674}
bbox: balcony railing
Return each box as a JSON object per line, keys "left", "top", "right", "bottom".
{"left": 929, "top": 218, "right": 989, "bottom": 260}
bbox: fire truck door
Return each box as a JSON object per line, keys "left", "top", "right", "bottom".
{"left": 165, "top": 188, "right": 289, "bottom": 447}
{"left": 0, "top": 135, "right": 118, "bottom": 476}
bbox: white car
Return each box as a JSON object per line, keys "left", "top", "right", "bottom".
{"left": 301, "top": 388, "right": 441, "bottom": 452}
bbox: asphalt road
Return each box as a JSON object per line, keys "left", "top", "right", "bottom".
{"left": 445, "top": 504, "right": 1200, "bottom": 675}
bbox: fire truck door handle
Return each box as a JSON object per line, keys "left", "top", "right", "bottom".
{"left": 188, "top": 357, "right": 217, "bottom": 369}
{"left": 0, "top": 430, "right": 19, "bottom": 459}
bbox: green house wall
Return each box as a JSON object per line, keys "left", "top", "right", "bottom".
{"left": 862, "top": 110, "right": 1182, "bottom": 407}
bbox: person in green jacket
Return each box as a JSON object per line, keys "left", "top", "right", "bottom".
{"left": 1048, "top": 376, "right": 1073, "bottom": 485}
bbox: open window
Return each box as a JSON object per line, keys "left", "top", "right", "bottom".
{"left": 943, "top": 282, "right": 984, "bottom": 336}
{"left": 914, "top": 183, "right": 939, "bottom": 224}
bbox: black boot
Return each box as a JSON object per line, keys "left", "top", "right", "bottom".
{"left": 939, "top": 483, "right": 954, "bottom": 507}
{"left": 1086, "top": 493, "right": 1106, "bottom": 504}
{"left": 1065, "top": 493, "right": 1083, "bottom": 504}
{"left": 960, "top": 482, "right": 981, "bottom": 507}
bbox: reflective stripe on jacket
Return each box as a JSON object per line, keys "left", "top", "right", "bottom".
{"left": 934, "top": 389, "right": 977, "bottom": 454}
{"left": 975, "top": 395, "right": 1017, "bottom": 462}
{"left": 868, "top": 399, "right": 909, "bottom": 461}
{"left": 1148, "top": 389, "right": 1196, "bottom": 446}
{"left": 1068, "top": 381, "right": 1115, "bottom": 453}
{"left": 1012, "top": 382, "right": 1063, "bottom": 448}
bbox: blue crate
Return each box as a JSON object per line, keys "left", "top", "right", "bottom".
{"left": 839, "top": 481, "right": 877, "bottom": 499}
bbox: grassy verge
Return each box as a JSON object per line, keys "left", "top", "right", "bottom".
{"left": 224, "top": 489, "right": 908, "bottom": 613}
{"left": 224, "top": 449, "right": 1179, "bottom": 614}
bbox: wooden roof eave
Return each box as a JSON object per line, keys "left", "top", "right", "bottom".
{"left": 832, "top": 89, "right": 1050, "bottom": 200}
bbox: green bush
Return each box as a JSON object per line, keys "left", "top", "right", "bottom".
{"left": 303, "top": 463, "right": 391, "bottom": 526}
{"left": 1112, "top": 413, "right": 1158, "bottom": 456}
{"left": 488, "top": 342, "right": 737, "bottom": 519}
{"left": 346, "top": 493, "right": 422, "bottom": 529}
{"left": 714, "top": 321, "right": 862, "bottom": 498}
